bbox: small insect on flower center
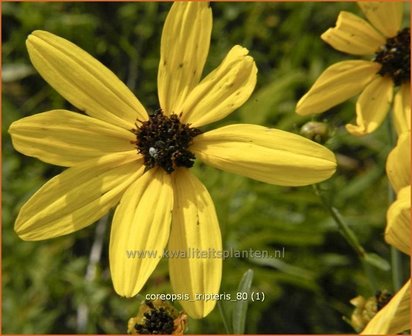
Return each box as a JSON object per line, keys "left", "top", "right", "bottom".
{"left": 374, "top": 28, "right": 410, "bottom": 86}
{"left": 131, "top": 110, "right": 202, "bottom": 174}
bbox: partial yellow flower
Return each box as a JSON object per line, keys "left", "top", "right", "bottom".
{"left": 361, "top": 280, "right": 410, "bottom": 335}
{"left": 349, "top": 291, "right": 393, "bottom": 332}
{"left": 8, "top": 2, "right": 336, "bottom": 318}
{"left": 386, "top": 185, "right": 411, "bottom": 256}
{"left": 386, "top": 131, "right": 410, "bottom": 193}
{"left": 393, "top": 83, "right": 411, "bottom": 136}
{"left": 361, "top": 134, "right": 411, "bottom": 334}
{"left": 296, "top": 2, "right": 410, "bottom": 136}
{"left": 361, "top": 185, "right": 411, "bottom": 334}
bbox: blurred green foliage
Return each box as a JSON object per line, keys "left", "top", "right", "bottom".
{"left": 2, "top": 2, "right": 410, "bottom": 334}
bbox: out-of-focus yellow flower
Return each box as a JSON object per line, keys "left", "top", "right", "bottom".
{"left": 297, "top": 2, "right": 410, "bottom": 136}
{"left": 386, "top": 131, "right": 410, "bottom": 256}
{"left": 362, "top": 196, "right": 411, "bottom": 335}
{"left": 361, "top": 280, "right": 410, "bottom": 334}
{"left": 349, "top": 290, "right": 393, "bottom": 332}
{"left": 386, "top": 185, "right": 411, "bottom": 256}
{"left": 360, "top": 186, "right": 410, "bottom": 334}
{"left": 386, "top": 131, "right": 410, "bottom": 193}
{"left": 361, "top": 124, "right": 410, "bottom": 334}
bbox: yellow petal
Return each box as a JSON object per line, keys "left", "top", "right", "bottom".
{"left": 15, "top": 152, "right": 142, "bottom": 241}
{"left": 8, "top": 110, "right": 136, "bottom": 167}
{"left": 180, "top": 45, "right": 257, "bottom": 127}
{"left": 386, "top": 132, "right": 410, "bottom": 193}
{"left": 386, "top": 185, "right": 411, "bottom": 255}
{"left": 296, "top": 60, "right": 380, "bottom": 116}
{"left": 168, "top": 169, "right": 222, "bottom": 319}
{"left": 192, "top": 124, "right": 337, "bottom": 186}
{"left": 110, "top": 169, "right": 173, "bottom": 297}
{"left": 346, "top": 75, "right": 393, "bottom": 136}
{"left": 358, "top": 2, "right": 403, "bottom": 38}
{"left": 26, "top": 31, "right": 148, "bottom": 130}
{"left": 393, "top": 83, "right": 411, "bottom": 135}
{"left": 321, "top": 11, "right": 385, "bottom": 55}
{"left": 361, "top": 280, "right": 410, "bottom": 335}
{"left": 158, "top": 2, "right": 212, "bottom": 115}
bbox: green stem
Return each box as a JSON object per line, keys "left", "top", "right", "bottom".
{"left": 391, "top": 246, "right": 403, "bottom": 291}
{"left": 313, "top": 184, "right": 377, "bottom": 292}
{"left": 217, "top": 300, "right": 231, "bottom": 334}
{"left": 361, "top": 259, "right": 378, "bottom": 293}
{"left": 313, "top": 184, "right": 366, "bottom": 258}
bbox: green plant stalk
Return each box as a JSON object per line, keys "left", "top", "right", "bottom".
{"left": 217, "top": 300, "right": 232, "bottom": 334}
{"left": 391, "top": 244, "right": 403, "bottom": 291}
{"left": 314, "top": 184, "right": 366, "bottom": 258}
{"left": 313, "top": 184, "right": 377, "bottom": 292}
{"left": 361, "top": 259, "right": 378, "bottom": 293}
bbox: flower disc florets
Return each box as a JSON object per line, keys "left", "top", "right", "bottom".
{"left": 133, "top": 300, "right": 174, "bottom": 334}
{"left": 375, "top": 290, "right": 392, "bottom": 311}
{"left": 132, "top": 110, "right": 202, "bottom": 174}
{"left": 374, "top": 28, "right": 410, "bottom": 86}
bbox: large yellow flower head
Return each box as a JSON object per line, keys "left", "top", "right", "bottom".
{"left": 9, "top": 2, "right": 336, "bottom": 318}
{"left": 296, "top": 2, "right": 410, "bottom": 136}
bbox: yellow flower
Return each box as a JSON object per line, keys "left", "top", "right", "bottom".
{"left": 361, "top": 280, "right": 410, "bottom": 335}
{"left": 349, "top": 291, "right": 393, "bottom": 332}
{"left": 361, "top": 184, "right": 411, "bottom": 334}
{"left": 8, "top": 2, "right": 336, "bottom": 318}
{"left": 386, "top": 130, "right": 410, "bottom": 256}
{"left": 386, "top": 185, "right": 411, "bottom": 256}
{"left": 361, "top": 128, "right": 411, "bottom": 334}
{"left": 296, "top": 2, "right": 410, "bottom": 136}
{"left": 386, "top": 131, "right": 410, "bottom": 193}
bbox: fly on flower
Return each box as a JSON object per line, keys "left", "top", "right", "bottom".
{"left": 9, "top": 2, "right": 336, "bottom": 319}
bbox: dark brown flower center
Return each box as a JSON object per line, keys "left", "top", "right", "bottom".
{"left": 374, "top": 28, "right": 410, "bottom": 86}
{"left": 375, "top": 290, "right": 392, "bottom": 311}
{"left": 134, "top": 300, "right": 175, "bottom": 334}
{"left": 131, "top": 110, "right": 201, "bottom": 174}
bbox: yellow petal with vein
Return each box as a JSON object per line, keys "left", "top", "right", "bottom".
{"left": 321, "top": 11, "right": 385, "bottom": 55}
{"left": 15, "top": 152, "right": 142, "bottom": 241}
{"left": 386, "top": 132, "right": 410, "bottom": 193}
{"left": 386, "top": 186, "right": 411, "bottom": 256}
{"left": 361, "top": 280, "right": 410, "bottom": 335}
{"left": 110, "top": 169, "right": 173, "bottom": 297}
{"left": 26, "top": 30, "right": 147, "bottom": 129}
{"left": 169, "top": 169, "right": 222, "bottom": 318}
{"left": 158, "top": 2, "right": 212, "bottom": 115}
{"left": 192, "top": 124, "right": 336, "bottom": 186}
{"left": 346, "top": 75, "right": 393, "bottom": 136}
{"left": 181, "top": 45, "right": 257, "bottom": 127}
{"left": 393, "top": 83, "right": 411, "bottom": 135}
{"left": 9, "top": 110, "right": 135, "bottom": 167}
{"left": 358, "top": 2, "right": 403, "bottom": 38}
{"left": 296, "top": 60, "right": 380, "bottom": 116}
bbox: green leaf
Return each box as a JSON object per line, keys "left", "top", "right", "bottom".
{"left": 250, "top": 257, "right": 314, "bottom": 280}
{"left": 364, "top": 253, "right": 391, "bottom": 271}
{"left": 232, "top": 269, "right": 254, "bottom": 334}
